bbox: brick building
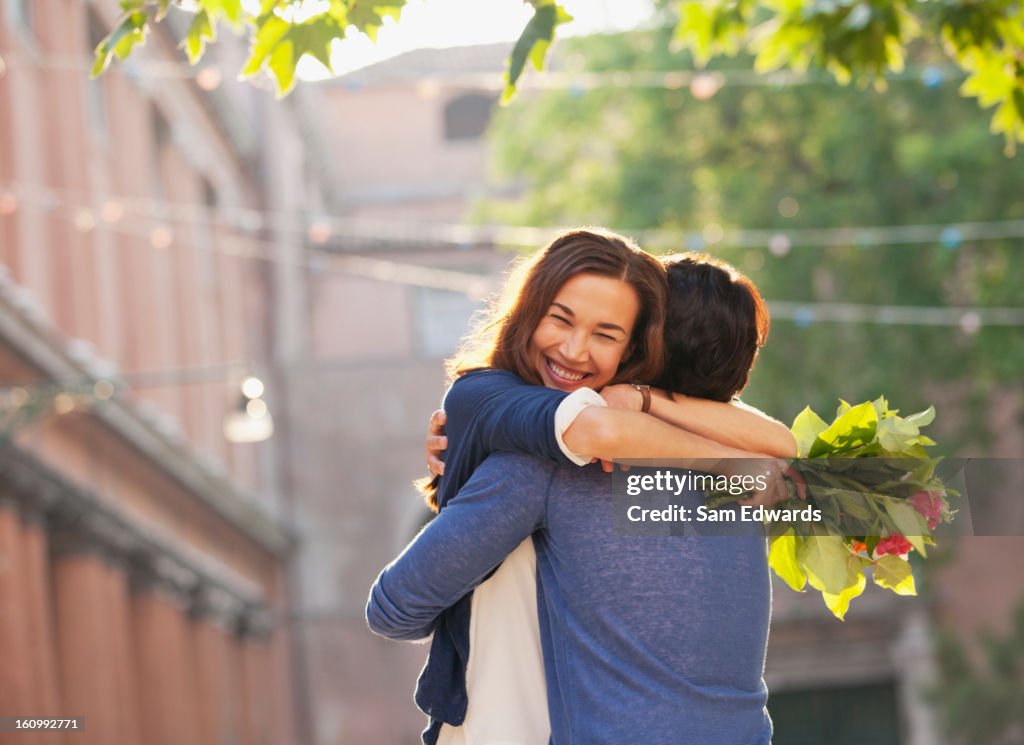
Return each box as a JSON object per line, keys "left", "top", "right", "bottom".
{"left": 0, "top": 1, "right": 316, "bottom": 742}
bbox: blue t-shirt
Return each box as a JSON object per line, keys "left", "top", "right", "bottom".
{"left": 414, "top": 370, "right": 575, "bottom": 741}
{"left": 368, "top": 452, "right": 773, "bottom": 744}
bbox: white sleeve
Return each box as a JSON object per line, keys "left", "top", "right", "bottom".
{"left": 554, "top": 387, "right": 607, "bottom": 466}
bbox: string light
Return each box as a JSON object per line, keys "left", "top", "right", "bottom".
{"left": 0, "top": 190, "right": 19, "bottom": 216}
{"left": 769, "top": 234, "right": 792, "bottom": 257}
{"left": 307, "top": 220, "right": 331, "bottom": 245}
{"left": 0, "top": 50, "right": 967, "bottom": 93}
{"left": 2, "top": 185, "right": 1022, "bottom": 328}
{"left": 73, "top": 208, "right": 97, "bottom": 233}
{"left": 100, "top": 200, "right": 125, "bottom": 224}
{"left": 8, "top": 181, "right": 1024, "bottom": 253}
{"left": 690, "top": 72, "right": 724, "bottom": 100}
{"left": 149, "top": 225, "right": 174, "bottom": 249}
{"left": 768, "top": 301, "right": 1024, "bottom": 329}
{"left": 195, "top": 66, "right": 223, "bottom": 91}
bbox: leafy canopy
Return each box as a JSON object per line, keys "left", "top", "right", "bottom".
{"left": 92, "top": 0, "right": 567, "bottom": 99}
{"left": 94, "top": 1, "right": 1024, "bottom": 147}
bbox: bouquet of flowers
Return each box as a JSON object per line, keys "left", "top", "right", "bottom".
{"left": 766, "top": 397, "right": 957, "bottom": 620}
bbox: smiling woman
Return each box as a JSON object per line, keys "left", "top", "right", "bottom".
{"left": 531, "top": 273, "right": 640, "bottom": 392}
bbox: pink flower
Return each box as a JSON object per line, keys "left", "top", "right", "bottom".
{"left": 909, "top": 491, "right": 943, "bottom": 530}
{"left": 876, "top": 534, "right": 914, "bottom": 557}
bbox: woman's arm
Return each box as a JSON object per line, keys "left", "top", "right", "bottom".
{"left": 562, "top": 406, "right": 803, "bottom": 506}
{"left": 601, "top": 384, "right": 797, "bottom": 458}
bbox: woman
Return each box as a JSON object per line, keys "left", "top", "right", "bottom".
{"left": 375, "top": 229, "right": 795, "bottom": 744}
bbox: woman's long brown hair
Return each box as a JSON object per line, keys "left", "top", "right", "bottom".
{"left": 418, "top": 228, "right": 668, "bottom": 510}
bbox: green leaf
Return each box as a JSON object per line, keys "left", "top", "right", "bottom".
{"left": 200, "top": 0, "right": 245, "bottom": 24}
{"left": 156, "top": 0, "right": 172, "bottom": 21}
{"left": 769, "top": 529, "right": 807, "bottom": 591}
{"left": 791, "top": 405, "right": 829, "bottom": 457}
{"left": 884, "top": 499, "right": 931, "bottom": 555}
{"left": 798, "top": 534, "right": 851, "bottom": 595}
{"left": 873, "top": 554, "right": 917, "bottom": 596}
{"left": 348, "top": 0, "right": 406, "bottom": 42}
{"left": 822, "top": 567, "right": 866, "bottom": 620}
{"left": 183, "top": 9, "right": 216, "bottom": 65}
{"left": 905, "top": 406, "right": 936, "bottom": 428}
{"left": 268, "top": 36, "right": 296, "bottom": 96}
{"left": 242, "top": 14, "right": 290, "bottom": 78}
{"left": 808, "top": 400, "right": 878, "bottom": 457}
{"left": 502, "top": 2, "right": 573, "bottom": 105}
{"left": 91, "top": 12, "right": 149, "bottom": 78}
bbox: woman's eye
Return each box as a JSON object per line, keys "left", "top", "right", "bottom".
{"left": 550, "top": 314, "right": 570, "bottom": 325}
{"left": 596, "top": 333, "right": 617, "bottom": 341}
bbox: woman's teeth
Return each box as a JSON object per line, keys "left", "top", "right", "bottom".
{"left": 548, "top": 359, "right": 587, "bottom": 382}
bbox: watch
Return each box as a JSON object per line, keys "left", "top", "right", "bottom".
{"left": 632, "top": 383, "right": 652, "bottom": 413}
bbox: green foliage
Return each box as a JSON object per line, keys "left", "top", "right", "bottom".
{"left": 90, "top": 0, "right": 569, "bottom": 99}
{"left": 502, "top": 1, "right": 573, "bottom": 104}
{"left": 671, "top": 1, "right": 1024, "bottom": 150}
{"left": 479, "top": 28, "right": 1024, "bottom": 450}
{"left": 935, "top": 596, "right": 1024, "bottom": 745}
{"left": 91, "top": 2, "right": 1024, "bottom": 141}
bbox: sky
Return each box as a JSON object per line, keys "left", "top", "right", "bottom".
{"left": 293, "top": 0, "right": 655, "bottom": 77}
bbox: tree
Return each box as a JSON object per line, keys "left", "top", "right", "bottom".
{"left": 92, "top": 1, "right": 1024, "bottom": 149}
{"left": 476, "top": 26, "right": 1024, "bottom": 449}
{"left": 934, "top": 595, "right": 1024, "bottom": 744}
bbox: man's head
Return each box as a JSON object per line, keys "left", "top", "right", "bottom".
{"left": 654, "top": 253, "right": 769, "bottom": 402}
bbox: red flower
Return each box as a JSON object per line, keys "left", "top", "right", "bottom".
{"left": 909, "top": 491, "right": 943, "bottom": 530}
{"left": 876, "top": 534, "right": 914, "bottom": 556}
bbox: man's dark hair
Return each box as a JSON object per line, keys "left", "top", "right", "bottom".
{"left": 653, "top": 253, "right": 769, "bottom": 402}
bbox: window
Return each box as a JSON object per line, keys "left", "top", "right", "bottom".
{"left": 10, "top": 0, "right": 36, "bottom": 36}
{"left": 769, "top": 682, "right": 902, "bottom": 745}
{"left": 443, "top": 94, "right": 496, "bottom": 141}
{"left": 150, "top": 105, "right": 171, "bottom": 197}
{"left": 413, "top": 286, "right": 485, "bottom": 359}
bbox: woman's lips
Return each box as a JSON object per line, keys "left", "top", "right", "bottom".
{"left": 545, "top": 357, "right": 591, "bottom": 384}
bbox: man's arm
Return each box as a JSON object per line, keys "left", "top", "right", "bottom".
{"left": 367, "top": 453, "right": 552, "bottom": 641}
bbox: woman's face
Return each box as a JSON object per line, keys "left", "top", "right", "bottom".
{"left": 529, "top": 273, "right": 640, "bottom": 393}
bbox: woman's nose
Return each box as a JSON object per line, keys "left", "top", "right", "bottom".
{"left": 560, "top": 330, "right": 589, "bottom": 363}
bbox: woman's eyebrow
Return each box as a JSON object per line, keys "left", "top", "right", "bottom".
{"left": 551, "top": 302, "right": 627, "bottom": 335}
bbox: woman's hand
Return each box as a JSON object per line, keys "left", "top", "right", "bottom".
{"left": 600, "top": 383, "right": 645, "bottom": 411}
{"left": 426, "top": 409, "right": 447, "bottom": 476}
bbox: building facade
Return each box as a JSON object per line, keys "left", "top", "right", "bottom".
{"left": 0, "top": 1, "right": 312, "bottom": 742}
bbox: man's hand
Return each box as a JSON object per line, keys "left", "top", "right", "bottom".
{"left": 736, "top": 457, "right": 807, "bottom": 509}
{"left": 426, "top": 409, "right": 447, "bottom": 476}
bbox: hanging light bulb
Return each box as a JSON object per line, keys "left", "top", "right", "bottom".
{"left": 769, "top": 234, "right": 792, "bottom": 257}
{"left": 223, "top": 375, "right": 274, "bottom": 443}
{"left": 0, "top": 190, "right": 19, "bottom": 216}
{"left": 307, "top": 219, "right": 332, "bottom": 245}
{"left": 150, "top": 225, "right": 174, "bottom": 249}
{"left": 100, "top": 200, "right": 125, "bottom": 224}
{"left": 690, "top": 72, "right": 724, "bottom": 100}
{"left": 73, "top": 208, "right": 97, "bottom": 233}
{"left": 195, "top": 66, "right": 222, "bottom": 91}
